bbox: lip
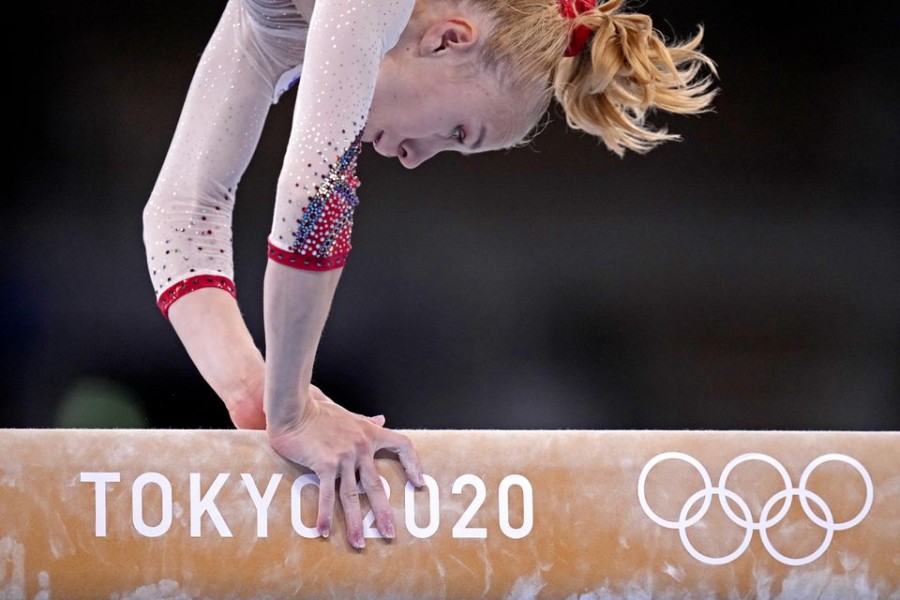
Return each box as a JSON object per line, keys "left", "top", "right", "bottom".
{"left": 373, "top": 131, "right": 397, "bottom": 158}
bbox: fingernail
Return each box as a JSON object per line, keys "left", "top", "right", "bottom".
{"left": 384, "top": 523, "right": 395, "bottom": 539}
{"left": 353, "top": 535, "right": 365, "bottom": 549}
{"left": 320, "top": 527, "right": 330, "bottom": 538}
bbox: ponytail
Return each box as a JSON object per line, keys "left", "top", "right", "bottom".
{"left": 554, "top": 0, "right": 719, "bottom": 156}
{"left": 468, "top": 0, "right": 720, "bottom": 155}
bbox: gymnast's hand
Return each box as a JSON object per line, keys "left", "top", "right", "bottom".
{"left": 267, "top": 385, "right": 424, "bottom": 549}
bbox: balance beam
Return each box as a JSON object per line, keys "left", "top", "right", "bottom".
{"left": 1, "top": 429, "right": 897, "bottom": 599}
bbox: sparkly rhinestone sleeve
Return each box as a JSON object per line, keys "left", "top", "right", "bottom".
{"left": 266, "top": 0, "right": 414, "bottom": 269}
{"left": 142, "top": 0, "right": 313, "bottom": 318}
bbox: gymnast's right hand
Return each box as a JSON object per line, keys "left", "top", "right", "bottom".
{"left": 266, "top": 385, "right": 424, "bottom": 549}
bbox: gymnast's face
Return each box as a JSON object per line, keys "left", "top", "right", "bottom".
{"left": 362, "top": 12, "right": 534, "bottom": 168}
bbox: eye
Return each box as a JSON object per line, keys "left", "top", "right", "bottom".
{"left": 450, "top": 126, "right": 466, "bottom": 144}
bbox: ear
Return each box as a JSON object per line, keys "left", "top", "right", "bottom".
{"left": 418, "top": 18, "right": 479, "bottom": 57}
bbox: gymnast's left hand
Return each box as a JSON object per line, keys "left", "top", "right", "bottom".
{"left": 266, "top": 385, "right": 424, "bottom": 549}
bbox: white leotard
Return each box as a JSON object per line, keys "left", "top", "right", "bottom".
{"left": 142, "top": 0, "right": 414, "bottom": 316}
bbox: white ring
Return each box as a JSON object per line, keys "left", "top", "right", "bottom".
{"left": 637, "top": 451, "right": 873, "bottom": 566}
{"left": 717, "top": 453, "right": 793, "bottom": 530}
{"left": 798, "top": 453, "right": 873, "bottom": 530}
{"left": 638, "top": 452, "right": 713, "bottom": 529}
{"left": 678, "top": 487, "right": 754, "bottom": 565}
{"left": 758, "top": 488, "right": 833, "bottom": 566}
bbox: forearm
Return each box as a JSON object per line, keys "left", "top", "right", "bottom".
{"left": 263, "top": 262, "right": 342, "bottom": 431}
{"left": 142, "top": 0, "right": 313, "bottom": 427}
{"left": 168, "top": 288, "right": 265, "bottom": 409}
{"left": 262, "top": 262, "right": 423, "bottom": 546}
{"left": 163, "top": 288, "right": 266, "bottom": 429}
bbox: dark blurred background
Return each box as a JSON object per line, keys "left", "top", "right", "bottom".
{"left": 2, "top": 1, "right": 898, "bottom": 431}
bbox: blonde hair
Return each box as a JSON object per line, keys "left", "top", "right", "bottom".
{"left": 466, "top": 0, "right": 720, "bottom": 156}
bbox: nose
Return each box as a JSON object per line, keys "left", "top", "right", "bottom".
{"left": 397, "top": 141, "right": 440, "bottom": 170}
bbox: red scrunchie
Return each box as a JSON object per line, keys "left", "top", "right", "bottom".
{"left": 558, "top": 0, "right": 597, "bottom": 57}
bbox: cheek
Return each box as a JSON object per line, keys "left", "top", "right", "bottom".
{"left": 372, "top": 76, "right": 457, "bottom": 137}
{"left": 369, "top": 89, "right": 410, "bottom": 129}
{"left": 394, "top": 105, "right": 443, "bottom": 138}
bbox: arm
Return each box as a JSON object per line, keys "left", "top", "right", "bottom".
{"left": 263, "top": 262, "right": 424, "bottom": 547}
{"left": 260, "top": 0, "right": 423, "bottom": 548}
{"left": 168, "top": 290, "right": 265, "bottom": 429}
{"left": 142, "top": 0, "right": 309, "bottom": 427}
{"left": 143, "top": 0, "right": 423, "bottom": 546}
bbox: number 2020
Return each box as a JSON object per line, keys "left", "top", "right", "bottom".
{"left": 292, "top": 473, "right": 534, "bottom": 540}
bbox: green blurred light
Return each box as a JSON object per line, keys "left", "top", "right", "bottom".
{"left": 54, "top": 377, "right": 148, "bottom": 428}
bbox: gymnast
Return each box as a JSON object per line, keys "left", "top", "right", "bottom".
{"left": 142, "top": 0, "right": 718, "bottom": 549}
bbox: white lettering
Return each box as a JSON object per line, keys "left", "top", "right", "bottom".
{"left": 190, "top": 473, "right": 232, "bottom": 537}
{"left": 499, "top": 474, "right": 534, "bottom": 539}
{"left": 361, "top": 476, "right": 391, "bottom": 538}
{"left": 405, "top": 475, "right": 440, "bottom": 539}
{"left": 452, "top": 474, "right": 488, "bottom": 539}
{"left": 80, "top": 470, "right": 536, "bottom": 540}
{"left": 240, "top": 473, "right": 282, "bottom": 537}
{"left": 132, "top": 472, "right": 172, "bottom": 537}
{"left": 291, "top": 474, "right": 321, "bottom": 538}
{"left": 80, "top": 472, "right": 120, "bottom": 537}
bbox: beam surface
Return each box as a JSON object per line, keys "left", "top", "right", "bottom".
{"left": 1, "top": 428, "right": 898, "bottom": 599}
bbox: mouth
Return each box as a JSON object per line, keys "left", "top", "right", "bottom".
{"left": 372, "top": 130, "right": 395, "bottom": 158}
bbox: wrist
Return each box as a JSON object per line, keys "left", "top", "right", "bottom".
{"left": 264, "top": 402, "right": 306, "bottom": 438}
{"left": 265, "top": 389, "right": 314, "bottom": 439}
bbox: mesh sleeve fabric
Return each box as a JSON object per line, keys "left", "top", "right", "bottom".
{"left": 266, "top": 0, "right": 414, "bottom": 269}
{"left": 143, "top": 0, "right": 413, "bottom": 318}
{"left": 143, "top": 0, "right": 313, "bottom": 318}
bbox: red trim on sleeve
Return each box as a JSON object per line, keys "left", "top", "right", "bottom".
{"left": 267, "top": 238, "right": 348, "bottom": 271}
{"left": 157, "top": 275, "right": 237, "bottom": 320}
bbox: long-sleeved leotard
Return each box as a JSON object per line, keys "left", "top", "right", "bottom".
{"left": 143, "top": 0, "right": 414, "bottom": 318}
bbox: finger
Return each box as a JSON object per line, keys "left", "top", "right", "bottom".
{"left": 339, "top": 463, "right": 365, "bottom": 549}
{"left": 376, "top": 430, "right": 424, "bottom": 487}
{"left": 315, "top": 470, "right": 336, "bottom": 539}
{"left": 358, "top": 460, "right": 395, "bottom": 539}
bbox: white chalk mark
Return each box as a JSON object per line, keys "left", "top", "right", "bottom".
{"left": 774, "top": 567, "right": 888, "bottom": 600}
{"left": 0, "top": 536, "right": 25, "bottom": 600}
{"left": 838, "top": 552, "right": 861, "bottom": 573}
{"left": 33, "top": 570, "right": 50, "bottom": 600}
{"left": 109, "top": 579, "right": 190, "bottom": 600}
{"left": 505, "top": 571, "right": 546, "bottom": 600}
{"left": 661, "top": 563, "right": 685, "bottom": 583}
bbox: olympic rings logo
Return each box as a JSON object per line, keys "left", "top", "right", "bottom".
{"left": 637, "top": 452, "right": 873, "bottom": 566}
